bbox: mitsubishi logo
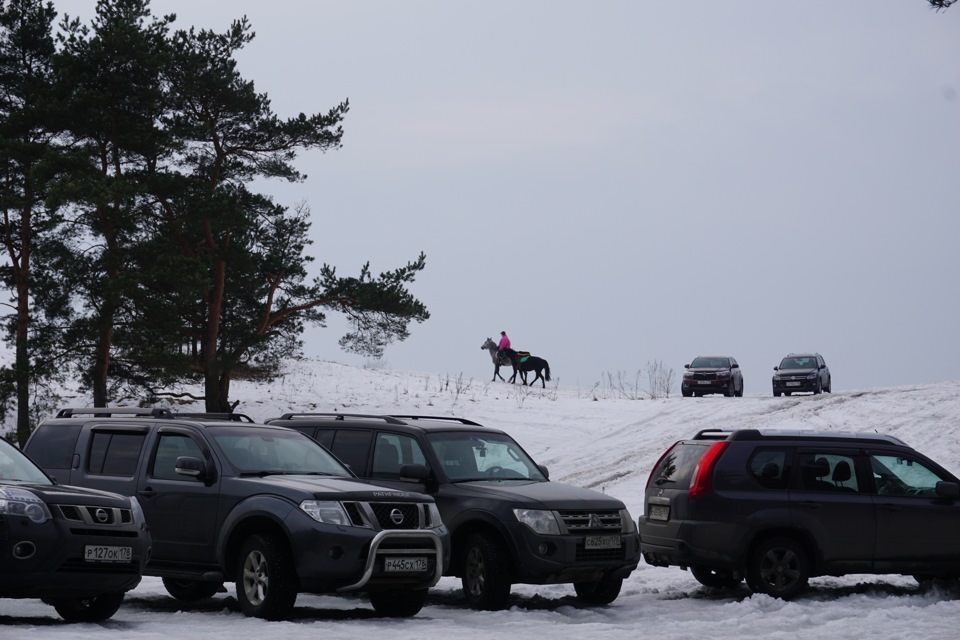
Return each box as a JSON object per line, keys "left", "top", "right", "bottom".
{"left": 389, "top": 508, "right": 405, "bottom": 525}
{"left": 94, "top": 508, "right": 110, "bottom": 524}
{"left": 588, "top": 513, "right": 603, "bottom": 528}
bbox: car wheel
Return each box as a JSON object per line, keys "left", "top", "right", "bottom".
{"left": 746, "top": 537, "right": 809, "bottom": 599}
{"left": 813, "top": 379, "right": 822, "bottom": 395}
{"left": 462, "top": 532, "right": 512, "bottom": 610}
{"left": 573, "top": 575, "right": 623, "bottom": 605}
{"left": 682, "top": 388, "right": 692, "bottom": 397}
{"left": 785, "top": 392, "right": 792, "bottom": 396}
{"left": 735, "top": 380, "right": 744, "bottom": 397}
{"left": 235, "top": 533, "right": 298, "bottom": 620}
{"left": 51, "top": 592, "right": 124, "bottom": 622}
{"left": 773, "top": 389, "right": 781, "bottom": 397}
{"left": 723, "top": 381, "right": 735, "bottom": 397}
{"left": 369, "top": 588, "right": 428, "bottom": 617}
{"left": 162, "top": 578, "right": 223, "bottom": 601}
{"left": 691, "top": 566, "right": 743, "bottom": 590}
{"left": 824, "top": 377, "right": 831, "bottom": 393}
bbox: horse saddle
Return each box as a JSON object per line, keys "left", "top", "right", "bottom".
{"left": 516, "top": 351, "right": 531, "bottom": 363}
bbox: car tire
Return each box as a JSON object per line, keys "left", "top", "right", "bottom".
{"left": 369, "top": 588, "right": 428, "bottom": 617}
{"left": 773, "top": 389, "right": 781, "bottom": 397}
{"left": 691, "top": 566, "right": 742, "bottom": 590}
{"left": 745, "top": 537, "right": 809, "bottom": 599}
{"left": 573, "top": 575, "right": 623, "bottom": 605}
{"left": 723, "top": 382, "right": 735, "bottom": 397}
{"left": 682, "top": 388, "right": 692, "bottom": 397}
{"left": 162, "top": 578, "right": 223, "bottom": 601}
{"left": 824, "top": 378, "right": 831, "bottom": 393}
{"left": 735, "top": 380, "right": 744, "bottom": 397}
{"left": 51, "top": 592, "right": 125, "bottom": 622}
{"left": 814, "top": 379, "right": 822, "bottom": 395}
{"left": 785, "top": 392, "right": 792, "bottom": 396}
{"left": 235, "top": 533, "right": 298, "bottom": 620}
{"left": 462, "top": 532, "right": 512, "bottom": 610}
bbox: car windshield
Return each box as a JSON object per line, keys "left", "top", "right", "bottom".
{"left": 212, "top": 429, "right": 352, "bottom": 477}
{"left": 780, "top": 357, "right": 816, "bottom": 369}
{"left": 0, "top": 438, "right": 52, "bottom": 484}
{"left": 691, "top": 357, "right": 729, "bottom": 368}
{"left": 427, "top": 431, "right": 547, "bottom": 482}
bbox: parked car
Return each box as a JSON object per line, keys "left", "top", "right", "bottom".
{"left": 638, "top": 428, "right": 960, "bottom": 599}
{"left": 772, "top": 352, "right": 831, "bottom": 396}
{"left": 23, "top": 408, "right": 450, "bottom": 620}
{"left": 0, "top": 435, "right": 150, "bottom": 622}
{"left": 681, "top": 356, "right": 744, "bottom": 397}
{"left": 265, "top": 413, "right": 641, "bottom": 610}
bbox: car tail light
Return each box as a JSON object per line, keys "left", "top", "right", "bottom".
{"left": 688, "top": 441, "right": 728, "bottom": 498}
{"left": 645, "top": 442, "right": 679, "bottom": 489}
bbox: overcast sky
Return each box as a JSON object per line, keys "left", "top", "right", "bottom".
{"left": 64, "top": 1, "right": 960, "bottom": 394}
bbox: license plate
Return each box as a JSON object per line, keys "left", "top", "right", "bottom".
{"left": 648, "top": 504, "right": 670, "bottom": 521}
{"left": 786, "top": 381, "right": 801, "bottom": 387}
{"left": 384, "top": 557, "right": 428, "bottom": 572}
{"left": 698, "top": 380, "right": 712, "bottom": 385}
{"left": 585, "top": 535, "right": 621, "bottom": 550}
{"left": 84, "top": 545, "right": 132, "bottom": 563}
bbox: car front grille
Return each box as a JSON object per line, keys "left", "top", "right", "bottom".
{"left": 57, "top": 504, "right": 133, "bottom": 527}
{"left": 558, "top": 510, "right": 623, "bottom": 533}
{"left": 369, "top": 502, "right": 421, "bottom": 530}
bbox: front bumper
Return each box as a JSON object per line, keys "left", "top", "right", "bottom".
{"left": 772, "top": 378, "right": 818, "bottom": 393}
{"left": 505, "top": 526, "right": 641, "bottom": 584}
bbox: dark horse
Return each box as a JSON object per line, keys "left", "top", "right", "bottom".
{"left": 481, "top": 338, "right": 552, "bottom": 387}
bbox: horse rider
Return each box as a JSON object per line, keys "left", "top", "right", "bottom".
{"left": 497, "top": 331, "right": 511, "bottom": 363}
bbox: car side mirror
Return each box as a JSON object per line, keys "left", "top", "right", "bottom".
{"left": 732, "top": 363, "right": 739, "bottom": 369}
{"left": 399, "top": 463, "right": 430, "bottom": 482}
{"left": 538, "top": 464, "right": 550, "bottom": 480}
{"left": 936, "top": 481, "right": 960, "bottom": 500}
{"left": 773, "top": 366, "right": 779, "bottom": 371}
{"left": 684, "top": 364, "right": 691, "bottom": 369}
{"left": 175, "top": 455, "right": 207, "bottom": 479}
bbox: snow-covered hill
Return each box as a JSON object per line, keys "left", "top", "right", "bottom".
{"left": 5, "top": 360, "right": 960, "bottom": 638}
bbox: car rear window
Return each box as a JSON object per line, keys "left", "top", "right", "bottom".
{"left": 24, "top": 424, "right": 83, "bottom": 470}
{"left": 650, "top": 442, "right": 712, "bottom": 487}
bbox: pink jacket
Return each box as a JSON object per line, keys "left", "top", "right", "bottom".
{"left": 498, "top": 335, "right": 511, "bottom": 350}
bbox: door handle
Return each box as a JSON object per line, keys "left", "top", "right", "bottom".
{"left": 138, "top": 487, "right": 156, "bottom": 498}
{"left": 797, "top": 501, "right": 822, "bottom": 509}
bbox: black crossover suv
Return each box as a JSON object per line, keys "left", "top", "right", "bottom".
{"left": 772, "top": 352, "right": 831, "bottom": 396}
{"left": 638, "top": 428, "right": 960, "bottom": 598}
{"left": 265, "top": 413, "right": 641, "bottom": 610}
{"left": 681, "top": 356, "right": 744, "bottom": 397}
{"left": 0, "top": 435, "right": 151, "bottom": 621}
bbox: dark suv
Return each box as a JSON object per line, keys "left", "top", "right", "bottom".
{"left": 638, "top": 429, "right": 960, "bottom": 598}
{"left": 265, "top": 413, "right": 641, "bottom": 610}
{"left": 23, "top": 408, "right": 449, "bottom": 619}
{"left": 0, "top": 436, "right": 150, "bottom": 621}
{"left": 772, "top": 352, "right": 831, "bottom": 396}
{"left": 681, "top": 356, "right": 744, "bottom": 397}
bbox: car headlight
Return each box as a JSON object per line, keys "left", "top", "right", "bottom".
{"left": 0, "top": 487, "right": 52, "bottom": 524}
{"left": 772, "top": 374, "right": 781, "bottom": 381}
{"left": 620, "top": 508, "right": 637, "bottom": 534}
{"left": 300, "top": 500, "right": 352, "bottom": 526}
{"left": 513, "top": 508, "right": 560, "bottom": 534}
{"left": 682, "top": 371, "right": 694, "bottom": 379}
{"left": 806, "top": 372, "right": 819, "bottom": 379}
{"left": 129, "top": 496, "right": 147, "bottom": 525}
{"left": 426, "top": 503, "right": 444, "bottom": 528}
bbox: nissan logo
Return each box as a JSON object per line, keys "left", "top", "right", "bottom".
{"left": 94, "top": 508, "right": 110, "bottom": 524}
{"left": 389, "top": 508, "right": 405, "bottom": 525}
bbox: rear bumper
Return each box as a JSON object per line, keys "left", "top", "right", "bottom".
{"left": 639, "top": 521, "right": 739, "bottom": 570}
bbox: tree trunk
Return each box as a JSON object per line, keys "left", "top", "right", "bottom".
{"left": 203, "top": 254, "right": 228, "bottom": 412}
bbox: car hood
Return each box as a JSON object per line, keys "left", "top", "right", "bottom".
{"left": 454, "top": 480, "right": 626, "bottom": 510}
{"left": 10, "top": 482, "right": 133, "bottom": 506}
{"left": 241, "top": 475, "right": 431, "bottom": 502}
{"left": 686, "top": 367, "right": 730, "bottom": 373}
{"left": 775, "top": 367, "right": 817, "bottom": 376}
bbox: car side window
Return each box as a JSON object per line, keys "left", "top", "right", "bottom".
{"left": 88, "top": 430, "right": 146, "bottom": 476}
{"left": 747, "top": 448, "right": 788, "bottom": 489}
{"left": 151, "top": 433, "right": 205, "bottom": 481}
{"left": 870, "top": 453, "right": 945, "bottom": 497}
{"left": 329, "top": 430, "right": 373, "bottom": 474}
{"left": 371, "top": 433, "right": 426, "bottom": 479}
{"left": 797, "top": 452, "right": 860, "bottom": 493}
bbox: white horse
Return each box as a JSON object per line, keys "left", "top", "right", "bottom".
{"left": 481, "top": 337, "right": 516, "bottom": 382}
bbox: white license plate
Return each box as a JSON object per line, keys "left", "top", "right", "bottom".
{"left": 84, "top": 545, "right": 132, "bottom": 563}
{"left": 697, "top": 380, "right": 712, "bottom": 385}
{"left": 384, "top": 557, "right": 428, "bottom": 572}
{"left": 786, "top": 381, "right": 801, "bottom": 387}
{"left": 585, "top": 535, "right": 621, "bottom": 550}
{"left": 648, "top": 505, "right": 670, "bottom": 521}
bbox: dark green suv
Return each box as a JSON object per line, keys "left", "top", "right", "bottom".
{"left": 23, "top": 408, "right": 449, "bottom": 620}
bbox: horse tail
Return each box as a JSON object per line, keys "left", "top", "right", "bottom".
{"left": 544, "top": 360, "right": 551, "bottom": 381}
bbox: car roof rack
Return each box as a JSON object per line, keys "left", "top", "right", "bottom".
{"left": 56, "top": 407, "right": 174, "bottom": 418}
{"left": 273, "top": 413, "right": 408, "bottom": 425}
{"left": 388, "top": 415, "right": 484, "bottom": 427}
{"left": 174, "top": 412, "right": 255, "bottom": 423}
{"left": 692, "top": 428, "right": 735, "bottom": 440}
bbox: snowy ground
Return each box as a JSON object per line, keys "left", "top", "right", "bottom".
{"left": 4, "top": 360, "right": 960, "bottom": 638}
